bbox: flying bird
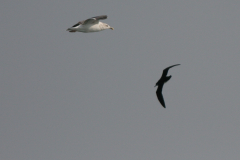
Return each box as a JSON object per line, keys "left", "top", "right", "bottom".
{"left": 155, "top": 64, "right": 180, "bottom": 108}
{"left": 67, "top": 15, "right": 114, "bottom": 33}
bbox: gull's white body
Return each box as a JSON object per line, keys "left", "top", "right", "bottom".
{"left": 75, "top": 22, "right": 109, "bottom": 33}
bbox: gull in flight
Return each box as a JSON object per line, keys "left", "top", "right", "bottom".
{"left": 67, "top": 15, "right": 114, "bottom": 33}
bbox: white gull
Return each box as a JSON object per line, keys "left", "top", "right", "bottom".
{"left": 67, "top": 15, "right": 114, "bottom": 33}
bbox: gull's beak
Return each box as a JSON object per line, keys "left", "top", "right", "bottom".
{"left": 110, "top": 27, "right": 114, "bottom": 30}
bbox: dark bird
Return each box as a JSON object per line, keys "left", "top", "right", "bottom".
{"left": 155, "top": 64, "right": 180, "bottom": 108}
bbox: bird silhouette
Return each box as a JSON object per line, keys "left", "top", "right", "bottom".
{"left": 155, "top": 64, "right": 180, "bottom": 108}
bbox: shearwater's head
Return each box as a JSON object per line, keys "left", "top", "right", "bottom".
{"left": 155, "top": 80, "right": 162, "bottom": 87}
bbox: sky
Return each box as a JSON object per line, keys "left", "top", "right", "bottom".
{"left": 1, "top": 0, "right": 240, "bottom": 160}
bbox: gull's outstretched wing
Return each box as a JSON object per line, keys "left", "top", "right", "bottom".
{"left": 70, "top": 15, "right": 108, "bottom": 28}
{"left": 83, "top": 15, "right": 107, "bottom": 25}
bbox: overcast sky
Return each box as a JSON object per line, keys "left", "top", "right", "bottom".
{"left": 1, "top": 0, "right": 240, "bottom": 160}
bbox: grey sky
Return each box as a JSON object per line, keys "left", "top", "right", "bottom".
{"left": 1, "top": 0, "right": 240, "bottom": 160}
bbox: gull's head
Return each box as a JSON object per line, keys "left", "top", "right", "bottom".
{"left": 104, "top": 23, "right": 114, "bottom": 30}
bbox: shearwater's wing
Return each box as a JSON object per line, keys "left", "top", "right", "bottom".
{"left": 156, "top": 85, "right": 166, "bottom": 108}
{"left": 161, "top": 64, "right": 180, "bottom": 77}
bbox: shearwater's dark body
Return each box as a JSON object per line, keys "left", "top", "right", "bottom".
{"left": 155, "top": 64, "right": 180, "bottom": 108}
